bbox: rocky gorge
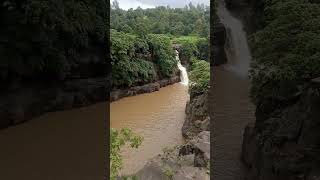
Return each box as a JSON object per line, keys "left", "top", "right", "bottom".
{"left": 133, "top": 87, "right": 210, "bottom": 180}
{"left": 242, "top": 78, "right": 320, "bottom": 180}
{"left": 220, "top": 0, "right": 320, "bottom": 179}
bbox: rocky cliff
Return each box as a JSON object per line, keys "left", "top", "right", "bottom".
{"left": 225, "top": 0, "right": 265, "bottom": 34}
{"left": 242, "top": 78, "right": 320, "bottom": 180}
{"left": 213, "top": 15, "right": 228, "bottom": 66}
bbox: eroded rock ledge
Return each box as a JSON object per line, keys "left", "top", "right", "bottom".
{"left": 242, "top": 78, "right": 320, "bottom": 180}
{"left": 110, "top": 76, "right": 180, "bottom": 102}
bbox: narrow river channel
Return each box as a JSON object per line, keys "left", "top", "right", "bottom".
{"left": 212, "top": 1, "right": 255, "bottom": 179}
{"left": 111, "top": 51, "right": 189, "bottom": 176}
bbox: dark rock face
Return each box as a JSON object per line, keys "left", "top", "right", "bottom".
{"left": 213, "top": 19, "right": 228, "bottom": 66}
{"left": 224, "top": 0, "right": 265, "bottom": 34}
{"left": 182, "top": 92, "right": 209, "bottom": 139}
{"left": 110, "top": 76, "right": 180, "bottom": 102}
{"left": 180, "top": 131, "right": 210, "bottom": 168}
{"left": 0, "top": 78, "right": 107, "bottom": 129}
{"left": 242, "top": 78, "right": 320, "bottom": 180}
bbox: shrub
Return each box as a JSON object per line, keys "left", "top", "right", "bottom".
{"left": 189, "top": 57, "right": 210, "bottom": 96}
{"left": 110, "top": 128, "right": 143, "bottom": 180}
{"left": 173, "top": 36, "right": 209, "bottom": 62}
{"left": 147, "top": 34, "right": 177, "bottom": 78}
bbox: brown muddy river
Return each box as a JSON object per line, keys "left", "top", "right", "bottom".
{"left": 0, "top": 103, "right": 105, "bottom": 180}
{"left": 111, "top": 83, "right": 189, "bottom": 176}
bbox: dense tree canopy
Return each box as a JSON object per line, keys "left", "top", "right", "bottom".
{"left": 110, "top": 1, "right": 210, "bottom": 38}
{"left": 111, "top": 30, "right": 179, "bottom": 88}
{"left": 0, "top": 0, "right": 108, "bottom": 86}
{"left": 110, "top": 1, "right": 210, "bottom": 89}
{"left": 249, "top": 0, "right": 320, "bottom": 107}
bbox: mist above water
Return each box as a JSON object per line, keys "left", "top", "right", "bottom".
{"left": 217, "top": 0, "right": 252, "bottom": 77}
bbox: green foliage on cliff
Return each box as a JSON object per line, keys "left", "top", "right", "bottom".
{"left": 0, "top": 0, "right": 107, "bottom": 84}
{"left": 250, "top": 0, "right": 320, "bottom": 105}
{"left": 110, "top": 128, "right": 142, "bottom": 180}
{"left": 111, "top": 30, "right": 177, "bottom": 88}
{"left": 189, "top": 57, "right": 210, "bottom": 96}
{"left": 148, "top": 34, "right": 177, "bottom": 77}
{"left": 173, "top": 36, "right": 209, "bottom": 61}
{"left": 111, "top": 1, "right": 210, "bottom": 37}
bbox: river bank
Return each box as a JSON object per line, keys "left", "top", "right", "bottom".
{"left": 110, "top": 75, "right": 180, "bottom": 102}
{"left": 0, "top": 77, "right": 108, "bottom": 129}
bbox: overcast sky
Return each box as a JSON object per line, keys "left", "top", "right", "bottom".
{"left": 111, "top": 0, "right": 210, "bottom": 10}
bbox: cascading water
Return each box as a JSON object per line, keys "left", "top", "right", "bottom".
{"left": 217, "top": 0, "right": 251, "bottom": 77}
{"left": 175, "top": 50, "right": 189, "bottom": 86}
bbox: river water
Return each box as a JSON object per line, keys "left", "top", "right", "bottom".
{"left": 212, "top": 1, "right": 255, "bottom": 179}
{"left": 111, "top": 51, "right": 189, "bottom": 176}
{"left": 0, "top": 103, "right": 105, "bottom": 179}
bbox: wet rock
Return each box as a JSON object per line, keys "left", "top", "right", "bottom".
{"left": 213, "top": 21, "right": 228, "bottom": 66}
{"left": 134, "top": 142, "right": 210, "bottom": 180}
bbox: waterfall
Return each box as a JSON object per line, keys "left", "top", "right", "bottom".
{"left": 175, "top": 50, "right": 189, "bottom": 86}
{"left": 217, "top": 0, "right": 252, "bottom": 77}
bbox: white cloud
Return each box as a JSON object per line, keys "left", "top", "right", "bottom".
{"left": 111, "top": 0, "right": 209, "bottom": 10}
{"left": 138, "top": 0, "right": 210, "bottom": 8}
{"left": 111, "top": 0, "right": 155, "bottom": 10}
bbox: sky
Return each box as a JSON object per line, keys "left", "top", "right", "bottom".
{"left": 111, "top": 0, "right": 210, "bottom": 10}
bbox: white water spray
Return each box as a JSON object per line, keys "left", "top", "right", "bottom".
{"left": 175, "top": 50, "right": 189, "bottom": 86}
{"left": 217, "top": 0, "right": 252, "bottom": 77}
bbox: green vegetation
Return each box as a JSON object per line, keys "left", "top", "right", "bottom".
{"left": 0, "top": 0, "right": 107, "bottom": 85}
{"left": 162, "top": 165, "right": 174, "bottom": 179}
{"left": 249, "top": 0, "right": 320, "bottom": 108}
{"left": 110, "top": 1, "right": 210, "bottom": 89}
{"left": 110, "top": 128, "right": 143, "bottom": 180}
{"left": 111, "top": 31, "right": 178, "bottom": 88}
{"left": 111, "top": 1, "right": 209, "bottom": 37}
{"left": 122, "top": 176, "right": 139, "bottom": 180}
{"left": 173, "top": 36, "right": 209, "bottom": 62}
{"left": 189, "top": 57, "right": 210, "bottom": 97}
{"left": 147, "top": 34, "right": 177, "bottom": 78}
